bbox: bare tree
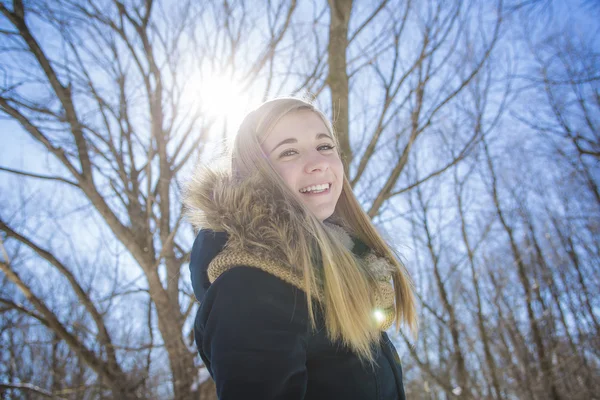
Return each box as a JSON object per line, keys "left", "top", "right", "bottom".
{"left": 513, "top": 16, "right": 600, "bottom": 205}
{"left": 1, "top": 1, "right": 598, "bottom": 399}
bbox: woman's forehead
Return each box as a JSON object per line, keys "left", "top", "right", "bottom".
{"left": 267, "top": 110, "right": 330, "bottom": 141}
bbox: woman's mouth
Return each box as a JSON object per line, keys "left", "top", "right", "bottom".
{"left": 299, "top": 183, "right": 331, "bottom": 196}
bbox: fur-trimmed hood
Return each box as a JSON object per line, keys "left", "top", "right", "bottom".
{"left": 183, "top": 166, "right": 317, "bottom": 275}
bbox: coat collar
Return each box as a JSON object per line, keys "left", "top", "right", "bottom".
{"left": 185, "top": 166, "right": 330, "bottom": 273}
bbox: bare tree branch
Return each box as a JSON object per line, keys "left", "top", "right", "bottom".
{"left": 0, "top": 166, "right": 79, "bottom": 187}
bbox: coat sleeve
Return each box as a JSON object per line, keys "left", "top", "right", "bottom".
{"left": 196, "top": 266, "right": 309, "bottom": 400}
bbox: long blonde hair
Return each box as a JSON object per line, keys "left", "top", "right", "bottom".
{"left": 230, "top": 97, "right": 417, "bottom": 366}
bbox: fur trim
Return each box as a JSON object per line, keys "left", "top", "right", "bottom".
{"left": 184, "top": 166, "right": 307, "bottom": 273}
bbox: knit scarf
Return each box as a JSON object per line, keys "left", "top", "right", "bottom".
{"left": 322, "top": 222, "right": 397, "bottom": 331}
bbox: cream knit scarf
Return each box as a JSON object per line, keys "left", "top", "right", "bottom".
{"left": 323, "top": 222, "right": 397, "bottom": 330}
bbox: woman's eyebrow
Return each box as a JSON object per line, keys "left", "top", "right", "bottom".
{"left": 270, "top": 132, "right": 332, "bottom": 153}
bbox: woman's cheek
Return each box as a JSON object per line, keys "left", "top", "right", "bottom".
{"left": 275, "top": 163, "right": 298, "bottom": 191}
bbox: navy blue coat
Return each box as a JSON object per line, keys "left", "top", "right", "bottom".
{"left": 190, "top": 229, "right": 406, "bottom": 399}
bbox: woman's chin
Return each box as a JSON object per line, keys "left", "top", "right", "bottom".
{"left": 310, "top": 206, "right": 335, "bottom": 222}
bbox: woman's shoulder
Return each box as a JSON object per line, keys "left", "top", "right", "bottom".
{"left": 210, "top": 265, "right": 307, "bottom": 302}
{"left": 200, "top": 265, "right": 311, "bottom": 326}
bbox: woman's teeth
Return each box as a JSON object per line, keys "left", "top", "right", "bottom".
{"left": 299, "top": 183, "right": 329, "bottom": 193}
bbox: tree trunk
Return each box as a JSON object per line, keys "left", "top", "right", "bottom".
{"left": 327, "top": 0, "right": 353, "bottom": 173}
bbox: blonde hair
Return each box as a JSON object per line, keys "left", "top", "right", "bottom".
{"left": 230, "top": 97, "right": 417, "bottom": 366}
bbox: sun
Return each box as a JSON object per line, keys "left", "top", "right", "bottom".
{"left": 178, "top": 69, "right": 261, "bottom": 144}
{"left": 177, "top": 67, "right": 264, "bottom": 150}
{"left": 200, "top": 74, "right": 254, "bottom": 125}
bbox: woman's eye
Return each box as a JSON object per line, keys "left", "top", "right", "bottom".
{"left": 318, "top": 144, "right": 336, "bottom": 151}
{"left": 279, "top": 149, "right": 297, "bottom": 158}
{"left": 279, "top": 144, "right": 336, "bottom": 159}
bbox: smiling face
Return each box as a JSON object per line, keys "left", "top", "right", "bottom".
{"left": 260, "top": 109, "right": 344, "bottom": 221}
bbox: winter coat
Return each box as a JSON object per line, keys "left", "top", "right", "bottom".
{"left": 190, "top": 229, "right": 406, "bottom": 400}
{"left": 185, "top": 169, "right": 407, "bottom": 399}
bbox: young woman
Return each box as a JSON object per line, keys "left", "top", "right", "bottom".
{"left": 184, "top": 97, "right": 417, "bottom": 399}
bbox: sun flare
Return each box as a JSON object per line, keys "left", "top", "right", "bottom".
{"left": 202, "top": 75, "right": 253, "bottom": 123}
{"left": 180, "top": 70, "right": 260, "bottom": 144}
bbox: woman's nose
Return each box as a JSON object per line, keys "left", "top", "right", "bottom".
{"left": 304, "top": 152, "right": 328, "bottom": 173}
